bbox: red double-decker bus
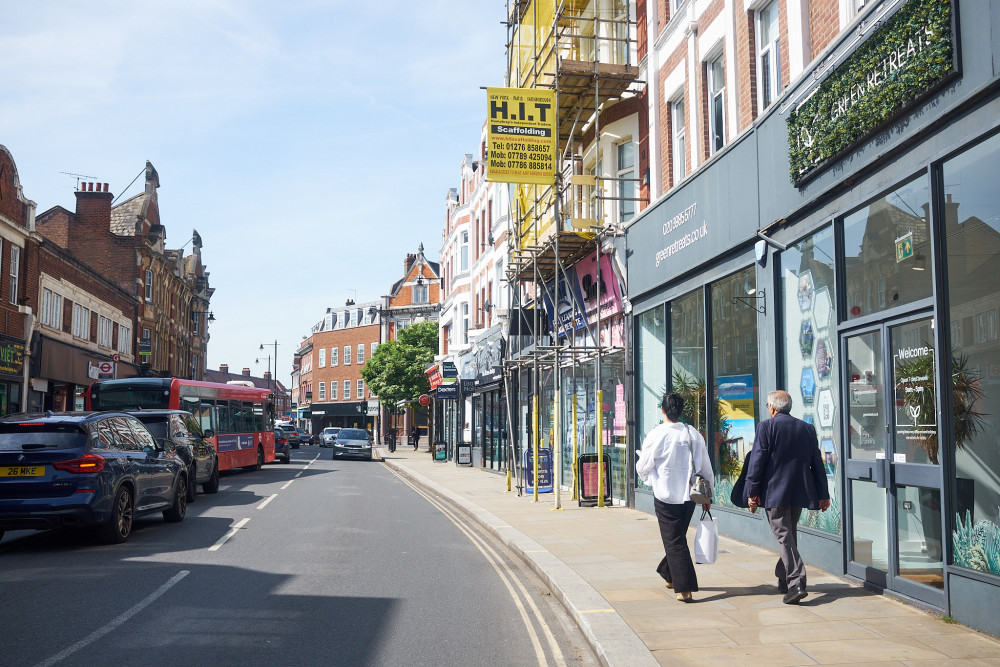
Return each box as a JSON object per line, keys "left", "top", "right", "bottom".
{"left": 86, "top": 378, "right": 275, "bottom": 472}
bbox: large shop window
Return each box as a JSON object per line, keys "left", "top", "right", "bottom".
{"left": 943, "top": 132, "right": 1000, "bottom": 577}
{"left": 843, "top": 177, "right": 931, "bottom": 320}
{"left": 781, "top": 227, "right": 841, "bottom": 534}
{"left": 711, "top": 267, "right": 760, "bottom": 508}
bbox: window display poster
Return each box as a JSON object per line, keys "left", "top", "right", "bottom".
{"left": 717, "top": 374, "right": 756, "bottom": 462}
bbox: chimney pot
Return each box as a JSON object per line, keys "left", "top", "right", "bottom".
{"left": 103, "top": 183, "right": 109, "bottom": 193}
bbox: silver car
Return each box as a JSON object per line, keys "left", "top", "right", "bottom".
{"left": 320, "top": 427, "right": 341, "bottom": 448}
{"left": 331, "top": 428, "right": 372, "bottom": 461}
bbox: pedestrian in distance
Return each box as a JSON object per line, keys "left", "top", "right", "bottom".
{"left": 636, "top": 392, "right": 714, "bottom": 602}
{"left": 745, "top": 390, "right": 831, "bottom": 604}
{"left": 410, "top": 425, "right": 419, "bottom": 451}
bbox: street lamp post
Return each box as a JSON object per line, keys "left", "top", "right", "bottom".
{"left": 259, "top": 340, "right": 279, "bottom": 422}
{"left": 190, "top": 310, "right": 215, "bottom": 380}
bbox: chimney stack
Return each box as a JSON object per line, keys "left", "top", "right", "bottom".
{"left": 73, "top": 182, "right": 114, "bottom": 248}
{"left": 242, "top": 368, "right": 251, "bottom": 378}
{"left": 219, "top": 364, "right": 229, "bottom": 375}
{"left": 405, "top": 253, "right": 417, "bottom": 274}
{"left": 264, "top": 371, "right": 272, "bottom": 380}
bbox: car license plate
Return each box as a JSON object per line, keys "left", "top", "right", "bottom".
{"left": 0, "top": 465, "right": 44, "bottom": 477}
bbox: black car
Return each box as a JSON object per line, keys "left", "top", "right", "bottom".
{"left": 272, "top": 428, "right": 291, "bottom": 464}
{"left": 128, "top": 409, "right": 220, "bottom": 500}
{"left": 0, "top": 412, "right": 189, "bottom": 544}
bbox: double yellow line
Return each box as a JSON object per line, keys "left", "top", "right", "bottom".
{"left": 386, "top": 467, "right": 567, "bottom": 667}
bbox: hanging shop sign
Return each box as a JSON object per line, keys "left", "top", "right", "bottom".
{"left": 426, "top": 364, "right": 443, "bottom": 389}
{"left": 436, "top": 383, "right": 459, "bottom": 400}
{"left": 787, "top": 0, "right": 955, "bottom": 184}
{"left": 486, "top": 87, "right": 557, "bottom": 185}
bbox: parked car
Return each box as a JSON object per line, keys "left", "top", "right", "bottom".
{"left": 272, "top": 429, "right": 291, "bottom": 464}
{"left": 0, "top": 412, "right": 189, "bottom": 544}
{"left": 331, "top": 428, "right": 372, "bottom": 461}
{"left": 276, "top": 423, "right": 300, "bottom": 448}
{"left": 128, "top": 409, "right": 219, "bottom": 499}
{"left": 320, "top": 427, "right": 341, "bottom": 448}
{"left": 296, "top": 428, "right": 313, "bottom": 446}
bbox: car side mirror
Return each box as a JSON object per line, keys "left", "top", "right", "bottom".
{"left": 204, "top": 429, "right": 215, "bottom": 438}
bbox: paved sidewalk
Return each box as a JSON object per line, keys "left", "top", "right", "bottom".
{"left": 379, "top": 445, "right": 1000, "bottom": 666}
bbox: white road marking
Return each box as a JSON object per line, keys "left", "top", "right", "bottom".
{"left": 35, "top": 570, "right": 189, "bottom": 667}
{"left": 257, "top": 494, "right": 278, "bottom": 510}
{"left": 294, "top": 471, "right": 303, "bottom": 478}
{"left": 280, "top": 480, "right": 294, "bottom": 490}
{"left": 208, "top": 517, "right": 250, "bottom": 551}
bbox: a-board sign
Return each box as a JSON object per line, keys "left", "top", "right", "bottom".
{"left": 456, "top": 442, "right": 472, "bottom": 466}
{"left": 524, "top": 447, "right": 553, "bottom": 493}
{"left": 577, "top": 453, "right": 612, "bottom": 506}
{"left": 434, "top": 442, "right": 448, "bottom": 461}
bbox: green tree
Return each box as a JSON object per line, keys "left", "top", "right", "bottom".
{"left": 361, "top": 321, "right": 439, "bottom": 408}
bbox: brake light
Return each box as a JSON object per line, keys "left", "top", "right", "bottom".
{"left": 52, "top": 454, "right": 106, "bottom": 474}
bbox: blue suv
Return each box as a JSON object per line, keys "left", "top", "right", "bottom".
{"left": 0, "top": 412, "right": 189, "bottom": 544}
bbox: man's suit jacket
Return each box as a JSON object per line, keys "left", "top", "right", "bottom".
{"left": 745, "top": 412, "right": 830, "bottom": 510}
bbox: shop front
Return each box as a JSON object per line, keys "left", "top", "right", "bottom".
{"left": 310, "top": 401, "right": 371, "bottom": 432}
{"left": 31, "top": 334, "right": 138, "bottom": 413}
{"left": 0, "top": 334, "right": 25, "bottom": 416}
{"left": 540, "top": 249, "right": 629, "bottom": 503}
{"left": 461, "top": 325, "right": 509, "bottom": 473}
{"left": 626, "top": 0, "right": 1000, "bottom": 633}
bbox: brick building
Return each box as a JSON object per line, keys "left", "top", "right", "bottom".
{"left": 36, "top": 161, "right": 212, "bottom": 380}
{"left": 0, "top": 146, "right": 37, "bottom": 415}
{"left": 302, "top": 301, "right": 380, "bottom": 434}
{"left": 380, "top": 245, "right": 440, "bottom": 441}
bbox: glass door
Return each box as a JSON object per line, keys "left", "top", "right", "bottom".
{"left": 842, "top": 314, "right": 945, "bottom": 608}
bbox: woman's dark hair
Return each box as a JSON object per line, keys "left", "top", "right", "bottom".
{"left": 660, "top": 392, "right": 685, "bottom": 421}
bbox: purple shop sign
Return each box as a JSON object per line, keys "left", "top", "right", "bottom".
{"left": 576, "top": 252, "right": 622, "bottom": 323}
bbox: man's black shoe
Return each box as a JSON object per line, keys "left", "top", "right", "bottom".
{"left": 782, "top": 585, "right": 807, "bottom": 604}
{"left": 777, "top": 580, "right": 788, "bottom": 594}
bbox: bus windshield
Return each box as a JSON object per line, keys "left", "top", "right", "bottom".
{"left": 91, "top": 387, "right": 170, "bottom": 410}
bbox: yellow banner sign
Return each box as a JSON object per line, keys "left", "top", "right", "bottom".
{"left": 486, "top": 87, "right": 556, "bottom": 185}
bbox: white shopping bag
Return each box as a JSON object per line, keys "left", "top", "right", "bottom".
{"left": 694, "top": 509, "right": 718, "bottom": 564}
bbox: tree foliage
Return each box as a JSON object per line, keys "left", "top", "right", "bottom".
{"left": 361, "top": 321, "right": 438, "bottom": 408}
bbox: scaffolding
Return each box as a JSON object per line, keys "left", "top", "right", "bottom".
{"left": 501, "top": 0, "right": 642, "bottom": 508}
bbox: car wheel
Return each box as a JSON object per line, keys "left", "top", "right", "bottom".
{"left": 99, "top": 486, "right": 133, "bottom": 544}
{"left": 186, "top": 464, "right": 198, "bottom": 503}
{"left": 163, "top": 475, "right": 188, "bottom": 523}
{"left": 202, "top": 461, "right": 220, "bottom": 494}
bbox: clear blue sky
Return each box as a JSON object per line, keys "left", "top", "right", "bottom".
{"left": 1, "top": 1, "right": 508, "bottom": 387}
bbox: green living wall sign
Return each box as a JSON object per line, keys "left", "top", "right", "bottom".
{"left": 787, "top": 0, "right": 954, "bottom": 184}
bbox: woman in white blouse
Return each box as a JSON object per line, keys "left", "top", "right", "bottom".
{"left": 636, "top": 392, "right": 713, "bottom": 602}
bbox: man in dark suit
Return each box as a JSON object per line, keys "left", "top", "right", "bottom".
{"left": 746, "top": 390, "right": 831, "bottom": 604}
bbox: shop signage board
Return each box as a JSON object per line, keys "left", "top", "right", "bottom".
{"left": 0, "top": 339, "right": 24, "bottom": 376}
{"left": 625, "top": 136, "right": 759, "bottom": 301}
{"left": 138, "top": 337, "right": 152, "bottom": 356}
{"left": 436, "top": 384, "right": 459, "bottom": 400}
{"left": 787, "top": 0, "right": 956, "bottom": 184}
{"left": 486, "top": 87, "right": 557, "bottom": 185}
